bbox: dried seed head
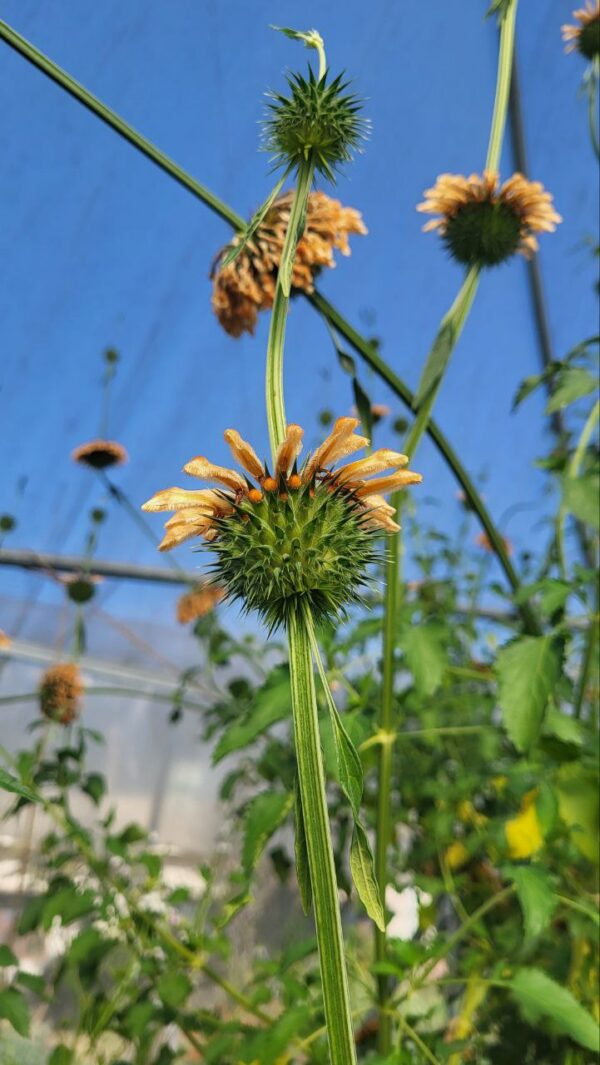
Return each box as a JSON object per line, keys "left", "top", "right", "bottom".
{"left": 418, "top": 171, "right": 561, "bottom": 267}
{"left": 72, "top": 439, "right": 128, "bottom": 470}
{"left": 39, "top": 663, "right": 83, "bottom": 725}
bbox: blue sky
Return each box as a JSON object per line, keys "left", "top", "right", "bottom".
{"left": 0, "top": 1, "right": 597, "bottom": 632}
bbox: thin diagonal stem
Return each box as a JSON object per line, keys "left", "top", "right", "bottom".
{"left": 0, "top": 20, "right": 244, "bottom": 232}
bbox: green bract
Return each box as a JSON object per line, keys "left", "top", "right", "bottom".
{"left": 262, "top": 68, "right": 369, "bottom": 181}
{"left": 209, "top": 481, "right": 379, "bottom": 629}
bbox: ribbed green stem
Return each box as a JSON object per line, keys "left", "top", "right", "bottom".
{"left": 485, "top": 0, "right": 518, "bottom": 172}
{"left": 265, "top": 157, "right": 314, "bottom": 459}
{"left": 373, "top": 4, "right": 519, "bottom": 1052}
{"left": 373, "top": 526, "right": 399, "bottom": 1050}
{"left": 288, "top": 606, "right": 356, "bottom": 1065}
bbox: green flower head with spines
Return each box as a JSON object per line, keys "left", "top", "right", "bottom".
{"left": 262, "top": 67, "right": 370, "bottom": 181}
{"left": 142, "top": 419, "right": 422, "bottom": 632}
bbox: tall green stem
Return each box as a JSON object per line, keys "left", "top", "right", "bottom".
{"left": 485, "top": 0, "right": 518, "bottom": 172}
{"left": 265, "top": 156, "right": 314, "bottom": 458}
{"left": 288, "top": 607, "right": 357, "bottom": 1065}
{"left": 373, "top": 3, "right": 519, "bottom": 1052}
{"left": 373, "top": 527, "right": 399, "bottom": 1049}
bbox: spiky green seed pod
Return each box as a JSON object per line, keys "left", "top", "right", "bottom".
{"left": 444, "top": 200, "right": 522, "bottom": 267}
{"left": 263, "top": 68, "right": 369, "bottom": 181}
{"left": 209, "top": 482, "right": 379, "bottom": 630}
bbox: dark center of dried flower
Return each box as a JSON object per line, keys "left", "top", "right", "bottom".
{"left": 579, "top": 17, "right": 600, "bottom": 60}
{"left": 443, "top": 200, "right": 522, "bottom": 267}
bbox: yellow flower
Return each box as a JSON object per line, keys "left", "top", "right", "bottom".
{"left": 211, "top": 191, "right": 367, "bottom": 336}
{"left": 445, "top": 841, "right": 470, "bottom": 871}
{"left": 39, "top": 663, "right": 84, "bottom": 726}
{"left": 417, "top": 171, "right": 561, "bottom": 266}
{"left": 72, "top": 439, "right": 128, "bottom": 470}
{"left": 142, "top": 418, "right": 422, "bottom": 551}
{"left": 562, "top": 3, "right": 600, "bottom": 58}
{"left": 176, "top": 583, "right": 225, "bottom": 624}
{"left": 0, "top": 630, "right": 12, "bottom": 650}
{"left": 505, "top": 791, "right": 544, "bottom": 859}
{"left": 457, "top": 800, "right": 488, "bottom": 829}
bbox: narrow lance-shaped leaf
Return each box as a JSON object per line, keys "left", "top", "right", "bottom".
{"left": 350, "top": 822, "right": 385, "bottom": 931}
{"left": 220, "top": 170, "right": 289, "bottom": 269}
{"left": 311, "top": 633, "right": 384, "bottom": 927}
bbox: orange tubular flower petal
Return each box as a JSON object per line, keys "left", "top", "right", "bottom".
{"left": 354, "top": 470, "right": 424, "bottom": 498}
{"left": 224, "top": 429, "right": 265, "bottom": 481}
{"left": 142, "top": 488, "right": 225, "bottom": 513}
{"left": 183, "top": 456, "right": 247, "bottom": 492}
{"left": 275, "top": 424, "right": 304, "bottom": 476}
{"left": 303, "top": 417, "right": 369, "bottom": 481}
{"left": 335, "top": 448, "right": 409, "bottom": 484}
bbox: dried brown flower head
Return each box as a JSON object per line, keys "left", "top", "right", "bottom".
{"left": 72, "top": 439, "right": 128, "bottom": 470}
{"left": 177, "top": 583, "right": 225, "bottom": 624}
{"left": 39, "top": 663, "right": 84, "bottom": 725}
{"left": 211, "top": 191, "right": 367, "bottom": 336}
{"left": 562, "top": 3, "right": 600, "bottom": 58}
{"left": 417, "top": 171, "right": 561, "bottom": 266}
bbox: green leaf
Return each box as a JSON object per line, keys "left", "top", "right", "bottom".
{"left": 503, "top": 865, "right": 557, "bottom": 940}
{"left": 543, "top": 706, "right": 584, "bottom": 747}
{"left": 242, "top": 790, "right": 293, "bottom": 876}
{"left": 350, "top": 822, "right": 385, "bottom": 930}
{"left": 240, "top": 1005, "right": 311, "bottom": 1064}
{"left": 81, "top": 772, "right": 106, "bottom": 805}
{"left": 563, "top": 473, "right": 600, "bottom": 531}
{"left": 0, "top": 767, "right": 39, "bottom": 805}
{"left": 0, "top": 945, "right": 17, "bottom": 967}
{"left": 48, "top": 1049, "right": 75, "bottom": 1065}
{"left": 556, "top": 764, "right": 599, "bottom": 863}
{"left": 402, "top": 623, "right": 446, "bottom": 696}
{"left": 546, "top": 367, "right": 596, "bottom": 413}
{"left": 0, "top": 987, "right": 30, "bottom": 1037}
{"left": 510, "top": 968, "right": 600, "bottom": 1051}
{"left": 42, "top": 885, "right": 97, "bottom": 928}
{"left": 294, "top": 781, "right": 312, "bottom": 915}
{"left": 157, "top": 971, "right": 192, "bottom": 1010}
{"left": 413, "top": 318, "right": 455, "bottom": 408}
{"left": 213, "top": 667, "right": 290, "bottom": 763}
{"left": 496, "top": 636, "right": 562, "bottom": 752}
{"left": 515, "top": 579, "right": 571, "bottom": 617}
{"left": 123, "top": 999, "right": 154, "bottom": 1039}
{"left": 512, "top": 370, "right": 546, "bottom": 410}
